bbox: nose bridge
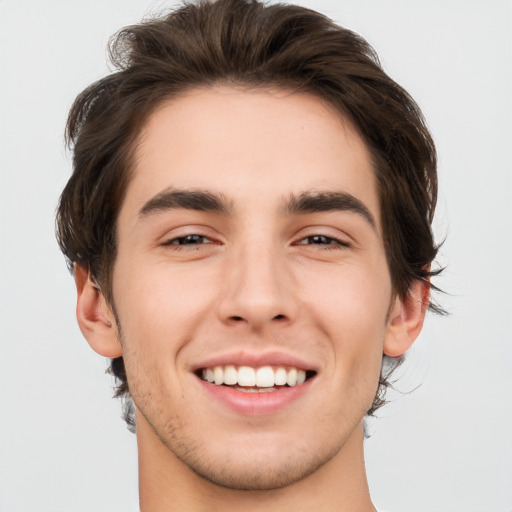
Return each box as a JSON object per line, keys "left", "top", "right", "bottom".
{"left": 218, "top": 234, "right": 295, "bottom": 328}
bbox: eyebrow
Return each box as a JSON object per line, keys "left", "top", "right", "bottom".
{"left": 139, "top": 188, "right": 233, "bottom": 218}
{"left": 283, "top": 191, "right": 376, "bottom": 230}
{"left": 138, "top": 187, "right": 376, "bottom": 230}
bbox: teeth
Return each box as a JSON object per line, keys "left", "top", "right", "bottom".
{"left": 256, "top": 366, "right": 274, "bottom": 387}
{"left": 214, "top": 366, "right": 223, "bottom": 385}
{"left": 235, "top": 386, "right": 276, "bottom": 393}
{"left": 200, "top": 365, "right": 309, "bottom": 388}
{"left": 274, "top": 367, "right": 287, "bottom": 386}
{"left": 238, "top": 366, "right": 256, "bottom": 386}
{"left": 287, "top": 368, "right": 297, "bottom": 386}
{"left": 224, "top": 365, "right": 238, "bottom": 385}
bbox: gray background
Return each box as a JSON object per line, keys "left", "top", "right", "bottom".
{"left": 0, "top": 1, "right": 510, "bottom": 511}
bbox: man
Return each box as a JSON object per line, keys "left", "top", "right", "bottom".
{"left": 56, "top": 0, "right": 442, "bottom": 509}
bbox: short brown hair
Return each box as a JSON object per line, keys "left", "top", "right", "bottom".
{"left": 56, "top": 0, "right": 443, "bottom": 426}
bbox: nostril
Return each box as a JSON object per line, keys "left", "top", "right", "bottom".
{"left": 227, "top": 313, "right": 287, "bottom": 324}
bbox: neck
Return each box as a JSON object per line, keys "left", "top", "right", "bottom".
{"left": 136, "top": 412, "right": 375, "bottom": 512}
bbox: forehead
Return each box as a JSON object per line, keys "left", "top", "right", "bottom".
{"left": 123, "top": 86, "right": 380, "bottom": 225}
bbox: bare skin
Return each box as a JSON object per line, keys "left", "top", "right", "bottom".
{"left": 137, "top": 419, "right": 372, "bottom": 512}
{"left": 75, "top": 86, "right": 429, "bottom": 511}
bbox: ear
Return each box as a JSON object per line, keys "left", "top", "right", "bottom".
{"left": 74, "top": 264, "right": 123, "bottom": 358}
{"left": 383, "top": 280, "right": 430, "bottom": 357}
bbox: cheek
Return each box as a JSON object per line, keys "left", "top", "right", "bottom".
{"left": 300, "top": 258, "right": 391, "bottom": 333}
{"left": 111, "top": 260, "right": 219, "bottom": 389}
{"left": 299, "top": 262, "right": 390, "bottom": 391}
{"left": 114, "top": 258, "right": 217, "bottom": 333}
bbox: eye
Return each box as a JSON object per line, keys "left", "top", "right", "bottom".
{"left": 296, "top": 235, "right": 349, "bottom": 248}
{"left": 163, "top": 234, "right": 214, "bottom": 247}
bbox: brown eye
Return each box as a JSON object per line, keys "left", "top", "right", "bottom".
{"left": 300, "top": 235, "right": 333, "bottom": 245}
{"left": 165, "top": 235, "right": 212, "bottom": 246}
{"left": 298, "top": 235, "right": 348, "bottom": 247}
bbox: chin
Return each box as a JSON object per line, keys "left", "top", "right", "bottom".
{"left": 184, "top": 451, "right": 334, "bottom": 491}
{"left": 159, "top": 425, "right": 346, "bottom": 492}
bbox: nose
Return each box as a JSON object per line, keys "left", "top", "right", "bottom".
{"left": 216, "top": 243, "right": 298, "bottom": 331}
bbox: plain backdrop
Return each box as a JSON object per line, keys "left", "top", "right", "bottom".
{"left": 0, "top": 1, "right": 511, "bottom": 511}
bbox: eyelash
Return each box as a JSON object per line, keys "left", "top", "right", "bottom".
{"left": 162, "top": 234, "right": 349, "bottom": 250}
{"left": 162, "top": 234, "right": 215, "bottom": 248}
{"left": 295, "top": 235, "right": 350, "bottom": 250}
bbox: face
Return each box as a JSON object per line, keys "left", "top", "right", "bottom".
{"left": 111, "top": 86, "right": 395, "bottom": 490}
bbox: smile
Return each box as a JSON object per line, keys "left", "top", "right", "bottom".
{"left": 199, "top": 365, "right": 316, "bottom": 392}
{"left": 193, "top": 353, "right": 318, "bottom": 414}
{"left": 201, "top": 365, "right": 307, "bottom": 388}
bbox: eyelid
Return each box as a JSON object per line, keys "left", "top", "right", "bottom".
{"left": 157, "top": 223, "right": 218, "bottom": 239}
{"left": 291, "top": 225, "right": 354, "bottom": 246}
{"left": 294, "top": 235, "right": 351, "bottom": 249}
{"left": 163, "top": 234, "right": 215, "bottom": 245}
{"left": 155, "top": 223, "right": 224, "bottom": 250}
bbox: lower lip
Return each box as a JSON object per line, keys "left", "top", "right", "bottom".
{"left": 197, "top": 377, "right": 313, "bottom": 416}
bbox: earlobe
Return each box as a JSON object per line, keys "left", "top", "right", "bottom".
{"left": 74, "top": 264, "right": 123, "bottom": 358}
{"left": 383, "top": 280, "right": 430, "bottom": 357}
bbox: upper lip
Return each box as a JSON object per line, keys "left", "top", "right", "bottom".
{"left": 191, "top": 350, "right": 318, "bottom": 373}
